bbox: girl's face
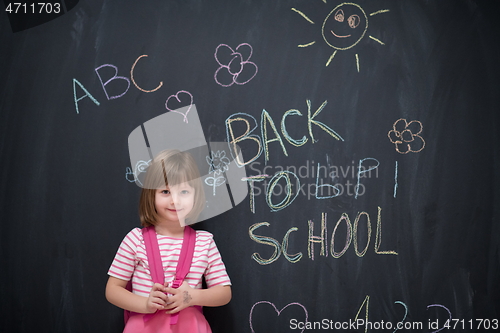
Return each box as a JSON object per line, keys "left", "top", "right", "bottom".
{"left": 155, "top": 182, "right": 195, "bottom": 226}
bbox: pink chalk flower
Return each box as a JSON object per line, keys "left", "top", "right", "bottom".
{"left": 388, "top": 118, "right": 425, "bottom": 154}
{"left": 214, "top": 43, "right": 258, "bottom": 87}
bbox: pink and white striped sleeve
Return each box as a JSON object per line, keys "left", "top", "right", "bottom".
{"left": 204, "top": 237, "right": 231, "bottom": 288}
{"left": 108, "top": 228, "right": 141, "bottom": 281}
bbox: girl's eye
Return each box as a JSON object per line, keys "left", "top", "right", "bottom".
{"left": 181, "top": 190, "right": 190, "bottom": 195}
{"left": 161, "top": 190, "right": 170, "bottom": 194}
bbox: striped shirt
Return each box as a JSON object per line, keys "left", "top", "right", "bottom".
{"left": 108, "top": 228, "right": 231, "bottom": 297}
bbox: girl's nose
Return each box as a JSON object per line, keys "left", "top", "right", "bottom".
{"left": 170, "top": 192, "right": 180, "bottom": 206}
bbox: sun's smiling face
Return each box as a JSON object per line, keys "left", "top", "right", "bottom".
{"left": 292, "top": 2, "right": 388, "bottom": 71}
{"left": 322, "top": 3, "right": 368, "bottom": 50}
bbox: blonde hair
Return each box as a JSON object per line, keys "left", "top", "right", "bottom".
{"left": 139, "top": 149, "right": 205, "bottom": 227}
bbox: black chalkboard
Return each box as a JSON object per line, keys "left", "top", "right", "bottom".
{"left": 1, "top": 0, "right": 499, "bottom": 332}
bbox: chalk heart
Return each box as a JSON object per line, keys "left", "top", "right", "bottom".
{"left": 165, "top": 90, "right": 194, "bottom": 122}
{"left": 249, "top": 301, "right": 309, "bottom": 333}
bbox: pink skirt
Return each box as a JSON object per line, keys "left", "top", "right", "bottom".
{"left": 123, "top": 307, "right": 211, "bottom": 333}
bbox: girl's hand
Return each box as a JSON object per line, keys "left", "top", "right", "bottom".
{"left": 163, "top": 281, "right": 196, "bottom": 314}
{"left": 146, "top": 283, "right": 169, "bottom": 313}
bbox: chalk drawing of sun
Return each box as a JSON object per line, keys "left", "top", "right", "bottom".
{"left": 292, "top": 2, "right": 389, "bottom": 71}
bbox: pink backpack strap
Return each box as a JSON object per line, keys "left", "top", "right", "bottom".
{"left": 140, "top": 226, "right": 165, "bottom": 323}
{"left": 171, "top": 226, "right": 196, "bottom": 287}
{"left": 124, "top": 226, "right": 163, "bottom": 324}
{"left": 142, "top": 226, "right": 164, "bottom": 285}
{"left": 169, "top": 226, "right": 196, "bottom": 325}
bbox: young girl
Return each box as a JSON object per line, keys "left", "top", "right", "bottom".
{"left": 106, "top": 149, "right": 232, "bottom": 333}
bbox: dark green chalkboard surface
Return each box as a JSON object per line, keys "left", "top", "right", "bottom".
{"left": 1, "top": 0, "right": 499, "bottom": 332}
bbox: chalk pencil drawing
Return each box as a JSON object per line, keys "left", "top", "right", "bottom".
{"left": 204, "top": 150, "right": 231, "bottom": 195}
{"left": 225, "top": 113, "right": 263, "bottom": 166}
{"left": 214, "top": 43, "right": 258, "bottom": 87}
{"left": 130, "top": 55, "right": 163, "bottom": 93}
{"left": 73, "top": 78, "right": 100, "bottom": 114}
{"left": 393, "top": 301, "right": 408, "bottom": 333}
{"left": 94, "top": 64, "right": 130, "bottom": 100}
{"left": 249, "top": 301, "right": 309, "bottom": 333}
{"left": 125, "top": 159, "right": 151, "bottom": 186}
{"left": 241, "top": 175, "right": 269, "bottom": 213}
{"left": 165, "top": 90, "right": 193, "bottom": 123}
{"left": 427, "top": 304, "right": 452, "bottom": 333}
{"left": 292, "top": 2, "right": 389, "bottom": 71}
{"left": 393, "top": 160, "right": 398, "bottom": 198}
{"left": 354, "top": 295, "right": 370, "bottom": 333}
{"left": 308, "top": 213, "right": 328, "bottom": 260}
{"left": 388, "top": 118, "right": 425, "bottom": 154}
{"left": 265, "top": 171, "right": 300, "bottom": 212}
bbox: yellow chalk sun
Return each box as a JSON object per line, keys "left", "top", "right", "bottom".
{"left": 292, "top": 2, "right": 389, "bottom": 72}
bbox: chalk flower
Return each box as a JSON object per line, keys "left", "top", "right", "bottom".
{"left": 214, "top": 43, "right": 258, "bottom": 87}
{"left": 126, "top": 159, "right": 151, "bottom": 185}
{"left": 388, "top": 118, "right": 425, "bottom": 154}
{"left": 206, "top": 150, "right": 230, "bottom": 176}
{"left": 205, "top": 150, "right": 231, "bottom": 195}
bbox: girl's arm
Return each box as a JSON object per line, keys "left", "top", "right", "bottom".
{"left": 192, "top": 284, "right": 232, "bottom": 307}
{"left": 105, "top": 276, "right": 169, "bottom": 313}
{"left": 164, "top": 282, "right": 231, "bottom": 314}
